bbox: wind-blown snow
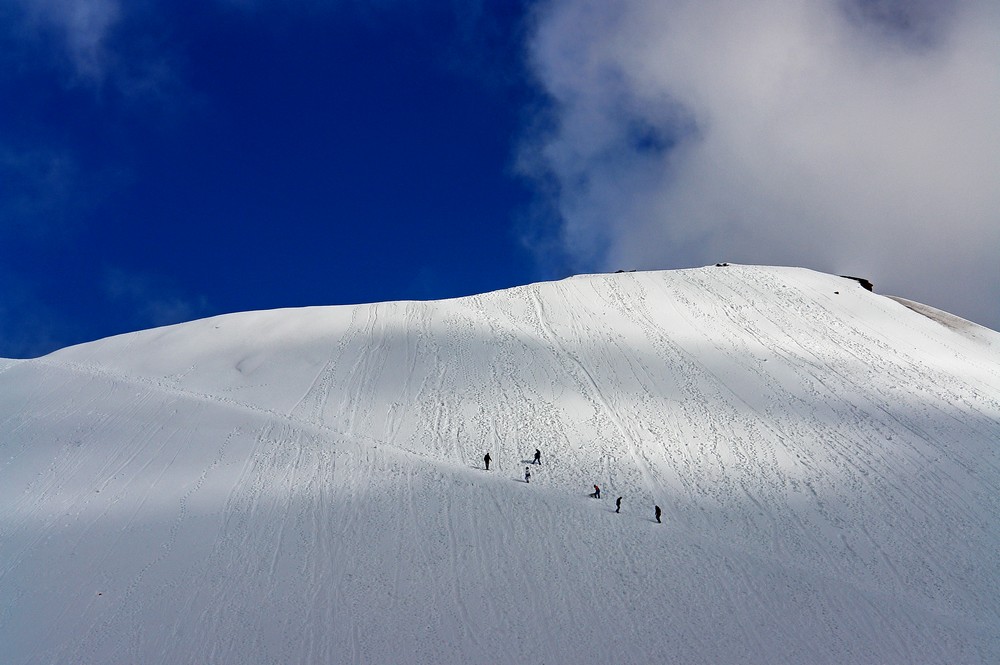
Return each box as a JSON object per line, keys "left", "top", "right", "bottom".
{"left": 1, "top": 265, "right": 998, "bottom": 664}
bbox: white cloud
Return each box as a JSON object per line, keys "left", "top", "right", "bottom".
{"left": 17, "top": 0, "right": 121, "bottom": 83}
{"left": 11, "top": 0, "right": 188, "bottom": 104}
{"left": 523, "top": 0, "right": 1000, "bottom": 329}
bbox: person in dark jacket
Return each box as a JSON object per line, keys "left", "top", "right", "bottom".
{"left": 616, "top": 496, "right": 622, "bottom": 513}
{"left": 533, "top": 448, "right": 541, "bottom": 465}
{"left": 654, "top": 505, "right": 662, "bottom": 523}
{"left": 593, "top": 485, "right": 601, "bottom": 499}
{"left": 524, "top": 467, "right": 531, "bottom": 483}
{"left": 484, "top": 452, "right": 491, "bottom": 471}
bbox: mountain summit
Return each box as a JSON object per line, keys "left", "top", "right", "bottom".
{"left": 2, "top": 265, "right": 998, "bottom": 664}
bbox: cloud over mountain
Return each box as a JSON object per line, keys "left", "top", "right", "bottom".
{"left": 523, "top": 0, "right": 1000, "bottom": 329}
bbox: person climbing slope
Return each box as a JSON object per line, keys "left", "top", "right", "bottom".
{"left": 616, "top": 496, "right": 622, "bottom": 513}
{"left": 533, "top": 448, "right": 541, "bottom": 465}
{"left": 593, "top": 485, "right": 601, "bottom": 499}
{"left": 484, "top": 452, "right": 491, "bottom": 471}
{"left": 525, "top": 467, "right": 531, "bottom": 483}
{"left": 654, "top": 505, "right": 662, "bottom": 523}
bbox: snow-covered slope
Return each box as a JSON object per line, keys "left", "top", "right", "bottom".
{"left": 2, "top": 265, "right": 998, "bottom": 664}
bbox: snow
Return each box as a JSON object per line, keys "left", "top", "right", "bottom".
{"left": 1, "top": 265, "right": 998, "bottom": 664}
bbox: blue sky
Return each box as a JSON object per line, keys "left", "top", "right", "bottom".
{"left": 1, "top": 1, "right": 548, "bottom": 357}
{"left": 2, "top": 0, "right": 999, "bottom": 357}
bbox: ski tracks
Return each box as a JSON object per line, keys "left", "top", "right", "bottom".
{"left": 528, "top": 283, "right": 663, "bottom": 508}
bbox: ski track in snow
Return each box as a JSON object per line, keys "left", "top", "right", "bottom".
{"left": 1, "top": 265, "right": 998, "bottom": 664}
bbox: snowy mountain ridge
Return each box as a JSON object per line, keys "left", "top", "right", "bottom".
{"left": 1, "top": 264, "right": 998, "bottom": 664}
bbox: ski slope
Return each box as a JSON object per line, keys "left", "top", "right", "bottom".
{"left": 1, "top": 265, "right": 998, "bottom": 664}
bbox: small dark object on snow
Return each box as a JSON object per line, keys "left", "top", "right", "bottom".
{"left": 525, "top": 467, "right": 531, "bottom": 483}
{"left": 484, "top": 452, "right": 491, "bottom": 471}
{"left": 616, "top": 496, "right": 622, "bottom": 513}
{"left": 834, "top": 291, "right": 839, "bottom": 294}
{"left": 839, "top": 275, "right": 874, "bottom": 292}
{"left": 715, "top": 262, "right": 730, "bottom": 267}
{"left": 654, "top": 505, "right": 662, "bottom": 523}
